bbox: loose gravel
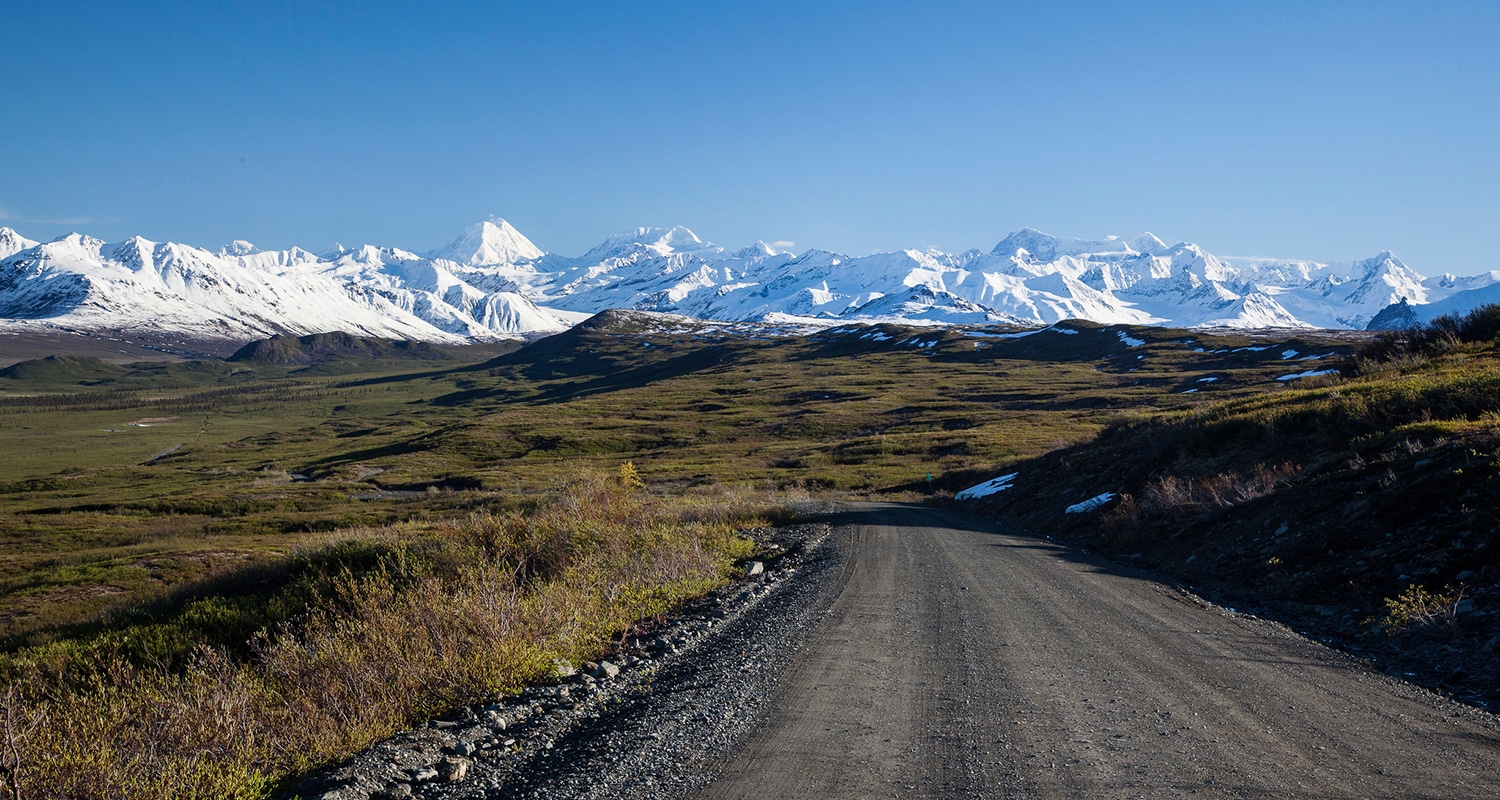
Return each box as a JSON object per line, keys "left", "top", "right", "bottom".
{"left": 292, "top": 521, "right": 845, "bottom": 800}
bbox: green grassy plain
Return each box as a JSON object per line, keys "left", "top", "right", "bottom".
{"left": 0, "top": 317, "right": 1360, "bottom": 649}
{"left": 0, "top": 314, "right": 1407, "bottom": 798}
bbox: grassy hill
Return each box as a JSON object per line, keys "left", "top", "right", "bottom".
{"left": 957, "top": 308, "right": 1500, "bottom": 707}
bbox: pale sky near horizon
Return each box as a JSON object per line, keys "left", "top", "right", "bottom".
{"left": 3, "top": 1, "right": 1498, "bottom": 274}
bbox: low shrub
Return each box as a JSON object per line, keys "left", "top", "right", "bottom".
{"left": 1103, "top": 463, "right": 1302, "bottom": 536}
{"left": 0, "top": 473, "right": 779, "bottom": 799}
{"left": 1379, "top": 583, "right": 1467, "bottom": 635}
{"left": 1355, "top": 303, "right": 1500, "bottom": 367}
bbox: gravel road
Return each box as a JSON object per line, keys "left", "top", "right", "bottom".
{"left": 306, "top": 504, "right": 1500, "bottom": 799}
{"left": 695, "top": 504, "right": 1500, "bottom": 799}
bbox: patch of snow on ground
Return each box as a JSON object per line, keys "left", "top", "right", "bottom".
{"left": 966, "top": 329, "right": 1040, "bottom": 339}
{"left": 1116, "top": 331, "right": 1146, "bottom": 347}
{"left": 543, "top": 307, "right": 598, "bottom": 325}
{"left": 956, "top": 473, "right": 1019, "bottom": 500}
{"left": 1182, "top": 388, "right": 1199, "bottom": 393}
{"left": 1233, "top": 345, "right": 1272, "bottom": 352}
{"left": 1197, "top": 376, "right": 1219, "bottom": 382}
{"left": 1281, "top": 349, "right": 1299, "bottom": 359}
{"left": 1065, "top": 493, "right": 1116, "bottom": 514}
{"left": 1300, "top": 352, "right": 1336, "bottom": 361}
{"left": 1277, "top": 368, "right": 1339, "bottom": 381}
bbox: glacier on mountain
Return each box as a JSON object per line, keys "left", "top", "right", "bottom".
{"left": 1, "top": 220, "right": 1494, "bottom": 344}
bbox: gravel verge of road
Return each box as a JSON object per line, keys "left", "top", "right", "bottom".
{"left": 296, "top": 503, "right": 1500, "bottom": 800}
{"left": 292, "top": 521, "right": 846, "bottom": 800}
{"left": 693, "top": 504, "right": 1500, "bottom": 799}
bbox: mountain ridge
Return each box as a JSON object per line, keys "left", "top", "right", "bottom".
{"left": 1, "top": 222, "right": 1493, "bottom": 343}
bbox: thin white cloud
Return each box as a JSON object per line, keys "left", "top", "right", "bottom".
{"left": 0, "top": 209, "right": 122, "bottom": 226}
{"left": 37, "top": 216, "right": 100, "bottom": 226}
{"left": 770, "top": 240, "right": 795, "bottom": 250}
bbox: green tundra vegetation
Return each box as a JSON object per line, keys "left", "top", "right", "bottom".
{"left": 7, "top": 309, "right": 1495, "bottom": 798}
{"left": 0, "top": 317, "right": 1356, "bottom": 651}
{"left": 969, "top": 305, "right": 1500, "bottom": 707}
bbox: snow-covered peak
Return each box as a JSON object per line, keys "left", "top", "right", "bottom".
{"left": 992, "top": 228, "right": 1063, "bottom": 259}
{"left": 330, "top": 244, "right": 424, "bottom": 269}
{"left": 1163, "top": 242, "right": 1234, "bottom": 284}
{"left": 35, "top": 233, "right": 108, "bottom": 261}
{"left": 221, "top": 240, "right": 260, "bottom": 256}
{"left": 59, "top": 232, "right": 106, "bottom": 249}
{"left": 1231, "top": 257, "right": 1325, "bottom": 287}
{"left": 991, "top": 228, "right": 1139, "bottom": 261}
{"left": 847, "top": 284, "right": 995, "bottom": 324}
{"left": 1128, "top": 232, "right": 1168, "bottom": 255}
{"left": 1197, "top": 292, "right": 1308, "bottom": 329}
{"left": 215, "top": 243, "right": 325, "bottom": 272}
{"left": 1339, "top": 250, "right": 1427, "bottom": 312}
{"left": 1353, "top": 250, "right": 1417, "bottom": 280}
{"left": 729, "top": 241, "right": 786, "bottom": 259}
{"left": 107, "top": 236, "right": 159, "bottom": 271}
{"left": 432, "top": 218, "right": 544, "bottom": 266}
{"left": 638, "top": 225, "right": 708, "bottom": 251}
{"left": 0, "top": 227, "right": 39, "bottom": 259}
{"left": 580, "top": 225, "right": 721, "bottom": 262}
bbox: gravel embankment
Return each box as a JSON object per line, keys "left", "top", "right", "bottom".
{"left": 293, "top": 521, "right": 845, "bottom": 800}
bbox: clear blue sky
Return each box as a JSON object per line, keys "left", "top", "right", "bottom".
{"left": 3, "top": 1, "right": 1498, "bottom": 273}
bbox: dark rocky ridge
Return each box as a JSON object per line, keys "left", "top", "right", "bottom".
{"left": 228, "top": 332, "right": 454, "bottom": 365}
{"left": 1368, "top": 298, "right": 1422, "bottom": 329}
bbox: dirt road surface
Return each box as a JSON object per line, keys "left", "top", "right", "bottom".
{"left": 693, "top": 504, "right": 1500, "bottom": 799}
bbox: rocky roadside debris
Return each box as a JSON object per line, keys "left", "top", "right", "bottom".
{"left": 291, "top": 521, "right": 844, "bottom": 800}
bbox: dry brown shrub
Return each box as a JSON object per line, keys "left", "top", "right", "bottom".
{"left": 1, "top": 472, "right": 772, "bottom": 799}
{"left": 1138, "top": 462, "right": 1301, "bottom": 519}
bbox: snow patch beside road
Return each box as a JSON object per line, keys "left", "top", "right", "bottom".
{"left": 1066, "top": 493, "right": 1116, "bottom": 514}
{"left": 1278, "top": 369, "right": 1339, "bottom": 381}
{"left": 956, "top": 473, "right": 1019, "bottom": 500}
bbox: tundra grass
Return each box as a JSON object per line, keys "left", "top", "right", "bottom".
{"left": 0, "top": 321, "right": 1362, "bottom": 647}
{"left": 0, "top": 473, "right": 773, "bottom": 800}
{"left": 959, "top": 330, "right": 1500, "bottom": 705}
{"left": 0, "top": 318, "right": 1375, "bottom": 797}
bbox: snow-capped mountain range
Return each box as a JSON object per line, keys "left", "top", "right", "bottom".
{"left": 2, "top": 219, "right": 1496, "bottom": 344}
